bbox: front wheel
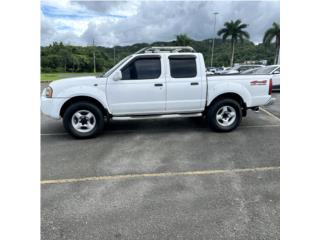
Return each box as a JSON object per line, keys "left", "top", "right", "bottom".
{"left": 63, "top": 101, "right": 105, "bottom": 139}
{"left": 207, "top": 99, "right": 242, "bottom": 132}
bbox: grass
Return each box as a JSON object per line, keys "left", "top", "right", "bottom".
{"left": 41, "top": 72, "right": 101, "bottom": 82}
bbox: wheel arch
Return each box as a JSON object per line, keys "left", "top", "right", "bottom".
{"left": 206, "top": 92, "right": 247, "bottom": 116}
{"left": 208, "top": 92, "right": 246, "bottom": 107}
{"left": 60, "top": 96, "right": 109, "bottom": 118}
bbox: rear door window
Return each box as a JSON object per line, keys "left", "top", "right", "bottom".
{"left": 169, "top": 56, "right": 197, "bottom": 78}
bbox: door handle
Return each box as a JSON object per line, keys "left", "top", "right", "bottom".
{"left": 190, "top": 82, "right": 199, "bottom": 86}
{"left": 154, "top": 83, "right": 163, "bottom": 87}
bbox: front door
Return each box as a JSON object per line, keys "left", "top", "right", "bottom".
{"left": 107, "top": 55, "right": 166, "bottom": 115}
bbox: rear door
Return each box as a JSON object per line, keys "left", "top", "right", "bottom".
{"left": 165, "top": 54, "right": 204, "bottom": 113}
{"left": 107, "top": 55, "right": 166, "bottom": 115}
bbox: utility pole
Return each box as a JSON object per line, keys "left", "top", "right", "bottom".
{"left": 92, "top": 39, "right": 96, "bottom": 73}
{"left": 210, "top": 12, "right": 219, "bottom": 68}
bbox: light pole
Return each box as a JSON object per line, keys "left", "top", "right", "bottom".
{"left": 92, "top": 38, "right": 96, "bottom": 74}
{"left": 210, "top": 12, "right": 219, "bottom": 68}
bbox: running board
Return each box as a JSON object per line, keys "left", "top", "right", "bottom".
{"left": 112, "top": 113, "right": 202, "bottom": 121}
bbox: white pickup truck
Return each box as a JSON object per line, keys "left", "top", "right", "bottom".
{"left": 41, "top": 46, "right": 274, "bottom": 138}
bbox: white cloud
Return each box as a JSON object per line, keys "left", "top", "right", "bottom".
{"left": 41, "top": 0, "right": 280, "bottom": 47}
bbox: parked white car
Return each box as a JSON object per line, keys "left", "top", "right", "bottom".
{"left": 240, "top": 68, "right": 261, "bottom": 75}
{"left": 207, "top": 67, "right": 217, "bottom": 73}
{"left": 242, "top": 65, "right": 280, "bottom": 90}
{"left": 41, "top": 46, "right": 274, "bottom": 138}
{"left": 214, "top": 67, "right": 230, "bottom": 74}
{"left": 219, "top": 64, "right": 264, "bottom": 75}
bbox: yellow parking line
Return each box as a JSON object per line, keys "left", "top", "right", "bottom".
{"left": 241, "top": 124, "right": 280, "bottom": 128}
{"left": 41, "top": 132, "right": 68, "bottom": 136}
{"left": 41, "top": 166, "right": 280, "bottom": 185}
{"left": 260, "top": 108, "right": 280, "bottom": 121}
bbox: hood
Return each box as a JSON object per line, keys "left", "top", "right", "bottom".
{"left": 50, "top": 76, "right": 97, "bottom": 88}
{"left": 49, "top": 76, "right": 106, "bottom": 97}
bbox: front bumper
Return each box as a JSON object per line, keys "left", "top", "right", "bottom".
{"left": 41, "top": 96, "right": 63, "bottom": 119}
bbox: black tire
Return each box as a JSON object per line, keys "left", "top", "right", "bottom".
{"left": 207, "top": 98, "right": 242, "bottom": 132}
{"left": 63, "top": 101, "right": 105, "bottom": 139}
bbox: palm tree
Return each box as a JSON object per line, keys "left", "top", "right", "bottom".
{"left": 217, "top": 19, "right": 250, "bottom": 66}
{"left": 176, "top": 34, "right": 192, "bottom": 46}
{"left": 263, "top": 22, "right": 280, "bottom": 64}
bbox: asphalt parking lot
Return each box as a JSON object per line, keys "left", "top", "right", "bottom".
{"left": 41, "top": 83, "right": 280, "bottom": 240}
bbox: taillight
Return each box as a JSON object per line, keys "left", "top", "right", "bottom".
{"left": 269, "top": 79, "right": 272, "bottom": 95}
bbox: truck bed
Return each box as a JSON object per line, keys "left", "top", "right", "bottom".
{"left": 206, "top": 74, "right": 272, "bottom": 107}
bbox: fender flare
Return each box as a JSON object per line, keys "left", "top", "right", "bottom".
{"left": 56, "top": 86, "right": 111, "bottom": 116}
{"left": 207, "top": 82, "right": 251, "bottom": 107}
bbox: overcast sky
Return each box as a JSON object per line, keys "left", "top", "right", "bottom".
{"left": 41, "top": 0, "right": 280, "bottom": 47}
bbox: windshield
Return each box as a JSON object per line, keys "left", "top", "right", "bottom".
{"left": 103, "top": 55, "right": 132, "bottom": 77}
{"left": 229, "top": 66, "right": 240, "bottom": 71}
{"left": 252, "top": 66, "right": 278, "bottom": 74}
{"left": 240, "top": 68, "right": 259, "bottom": 74}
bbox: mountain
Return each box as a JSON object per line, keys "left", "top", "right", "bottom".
{"left": 41, "top": 39, "right": 276, "bottom": 73}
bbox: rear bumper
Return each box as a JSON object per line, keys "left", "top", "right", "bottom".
{"left": 246, "top": 97, "right": 275, "bottom": 113}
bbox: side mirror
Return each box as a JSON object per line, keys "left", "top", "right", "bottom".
{"left": 113, "top": 71, "right": 122, "bottom": 81}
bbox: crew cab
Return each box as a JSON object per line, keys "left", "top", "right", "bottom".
{"left": 41, "top": 46, "right": 274, "bottom": 138}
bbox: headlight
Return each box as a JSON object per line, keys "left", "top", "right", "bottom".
{"left": 44, "top": 87, "right": 53, "bottom": 98}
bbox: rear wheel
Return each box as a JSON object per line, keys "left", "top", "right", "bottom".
{"left": 207, "top": 98, "right": 242, "bottom": 132}
{"left": 63, "top": 101, "right": 105, "bottom": 139}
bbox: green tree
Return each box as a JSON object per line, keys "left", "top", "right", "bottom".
{"left": 217, "top": 19, "right": 250, "bottom": 66}
{"left": 41, "top": 37, "right": 278, "bottom": 73}
{"left": 176, "top": 34, "right": 192, "bottom": 46}
{"left": 59, "top": 48, "right": 72, "bottom": 72}
{"left": 263, "top": 22, "right": 280, "bottom": 64}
